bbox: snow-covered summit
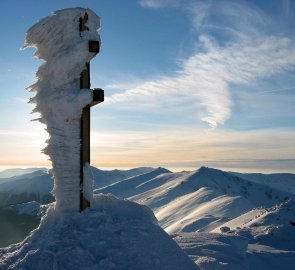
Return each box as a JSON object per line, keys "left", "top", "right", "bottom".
{"left": 0, "top": 194, "right": 198, "bottom": 270}
{"left": 180, "top": 167, "right": 292, "bottom": 206}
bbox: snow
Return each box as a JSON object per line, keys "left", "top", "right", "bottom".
{"left": 83, "top": 163, "right": 94, "bottom": 203}
{"left": 23, "top": 7, "right": 101, "bottom": 211}
{"left": 247, "top": 244, "right": 295, "bottom": 270}
{"left": 126, "top": 167, "right": 292, "bottom": 211}
{"left": 214, "top": 199, "right": 295, "bottom": 249}
{"left": 1, "top": 166, "right": 295, "bottom": 269}
{"left": 94, "top": 166, "right": 295, "bottom": 269}
{"left": 4, "top": 201, "right": 47, "bottom": 216}
{"left": 0, "top": 194, "right": 198, "bottom": 270}
{"left": 229, "top": 171, "right": 295, "bottom": 195}
{"left": 0, "top": 168, "right": 46, "bottom": 179}
{"left": 174, "top": 232, "right": 249, "bottom": 270}
{"left": 0, "top": 170, "right": 51, "bottom": 197}
{"left": 0, "top": 170, "right": 53, "bottom": 207}
{"left": 0, "top": 167, "right": 157, "bottom": 207}
{"left": 98, "top": 167, "right": 292, "bottom": 235}
{"left": 95, "top": 167, "right": 172, "bottom": 198}
{"left": 161, "top": 192, "right": 254, "bottom": 234}
{"left": 208, "top": 199, "right": 295, "bottom": 269}
{"left": 91, "top": 166, "right": 155, "bottom": 188}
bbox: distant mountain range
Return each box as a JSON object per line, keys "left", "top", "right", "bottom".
{"left": 1, "top": 166, "right": 295, "bottom": 269}
{"left": 0, "top": 166, "right": 155, "bottom": 207}
{"left": 0, "top": 168, "right": 47, "bottom": 179}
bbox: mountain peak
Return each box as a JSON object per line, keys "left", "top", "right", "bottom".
{"left": 154, "top": 167, "right": 171, "bottom": 174}
{"left": 198, "top": 166, "right": 221, "bottom": 173}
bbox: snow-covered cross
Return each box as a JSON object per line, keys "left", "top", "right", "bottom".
{"left": 24, "top": 8, "right": 103, "bottom": 213}
{"left": 79, "top": 12, "right": 104, "bottom": 211}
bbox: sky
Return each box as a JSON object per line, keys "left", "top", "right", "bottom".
{"left": 0, "top": 0, "right": 295, "bottom": 173}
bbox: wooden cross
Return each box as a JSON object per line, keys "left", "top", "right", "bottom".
{"left": 79, "top": 13, "right": 104, "bottom": 212}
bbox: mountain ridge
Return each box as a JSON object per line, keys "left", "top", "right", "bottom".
{"left": 1, "top": 166, "right": 295, "bottom": 269}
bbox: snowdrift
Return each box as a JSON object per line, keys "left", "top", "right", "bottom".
{"left": 0, "top": 194, "right": 198, "bottom": 270}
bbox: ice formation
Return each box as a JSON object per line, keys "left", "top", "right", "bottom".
{"left": 23, "top": 8, "right": 100, "bottom": 211}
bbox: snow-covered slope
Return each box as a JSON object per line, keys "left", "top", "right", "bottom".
{"left": 0, "top": 202, "right": 45, "bottom": 248}
{"left": 211, "top": 199, "right": 295, "bottom": 270}
{"left": 0, "top": 194, "right": 198, "bottom": 270}
{"left": 157, "top": 188, "right": 254, "bottom": 234}
{"left": 95, "top": 167, "right": 171, "bottom": 198}
{"left": 3, "top": 201, "right": 47, "bottom": 217}
{"left": 229, "top": 171, "right": 295, "bottom": 195}
{"left": 165, "top": 167, "right": 291, "bottom": 207}
{"left": 115, "top": 167, "right": 292, "bottom": 209}
{"left": 174, "top": 232, "right": 249, "bottom": 270}
{"left": 91, "top": 166, "right": 155, "bottom": 188}
{"left": 96, "top": 167, "right": 293, "bottom": 235}
{"left": 212, "top": 199, "right": 295, "bottom": 250}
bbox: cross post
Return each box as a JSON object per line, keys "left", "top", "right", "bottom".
{"left": 79, "top": 13, "right": 104, "bottom": 212}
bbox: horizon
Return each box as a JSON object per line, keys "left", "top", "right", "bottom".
{"left": 1, "top": 160, "right": 295, "bottom": 174}
{"left": 0, "top": 0, "right": 294, "bottom": 173}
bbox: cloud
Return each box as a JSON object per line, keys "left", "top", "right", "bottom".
{"left": 139, "top": 0, "right": 180, "bottom": 9}
{"left": 138, "top": 0, "right": 211, "bottom": 27}
{"left": 185, "top": 1, "right": 212, "bottom": 29}
{"left": 256, "top": 86, "right": 295, "bottom": 95}
{"left": 107, "top": 34, "right": 295, "bottom": 128}
{"left": 109, "top": 1, "right": 295, "bottom": 128}
{"left": 212, "top": 1, "right": 270, "bottom": 36}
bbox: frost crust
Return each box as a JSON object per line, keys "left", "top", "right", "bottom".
{"left": 24, "top": 7, "right": 100, "bottom": 211}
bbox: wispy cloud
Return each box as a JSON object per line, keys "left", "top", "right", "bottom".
{"left": 139, "top": 0, "right": 212, "bottom": 28}
{"left": 107, "top": 35, "right": 295, "bottom": 128}
{"left": 139, "top": 0, "right": 180, "bottom": 9}
{"left": 185, "top": 1, "right": 211, "bottom": 29}
{"left": 256, "top": 86, "right": 295, "bottom": 95}
{"left": 107, "top": 1, "right": 295, "bottom": 128}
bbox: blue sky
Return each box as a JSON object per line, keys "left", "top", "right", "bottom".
{"left": 0, "top": 0, "right": 295, "bottom": 172}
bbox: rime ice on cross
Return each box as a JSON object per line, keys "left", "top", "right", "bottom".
{"left": 24, "top": 8, "right": 104, "bottom": 212}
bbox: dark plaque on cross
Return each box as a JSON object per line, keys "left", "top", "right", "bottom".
{"left": 79, "top": 13, "right": 104, "bottom": 212}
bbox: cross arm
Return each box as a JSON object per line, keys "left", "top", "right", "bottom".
{"left": 90, "top": 88, "right": 104, "bottom": 107}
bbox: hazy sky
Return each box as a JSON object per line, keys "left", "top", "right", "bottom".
{"left": 0, "top": 0, "right": 295, "bottom": 172}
